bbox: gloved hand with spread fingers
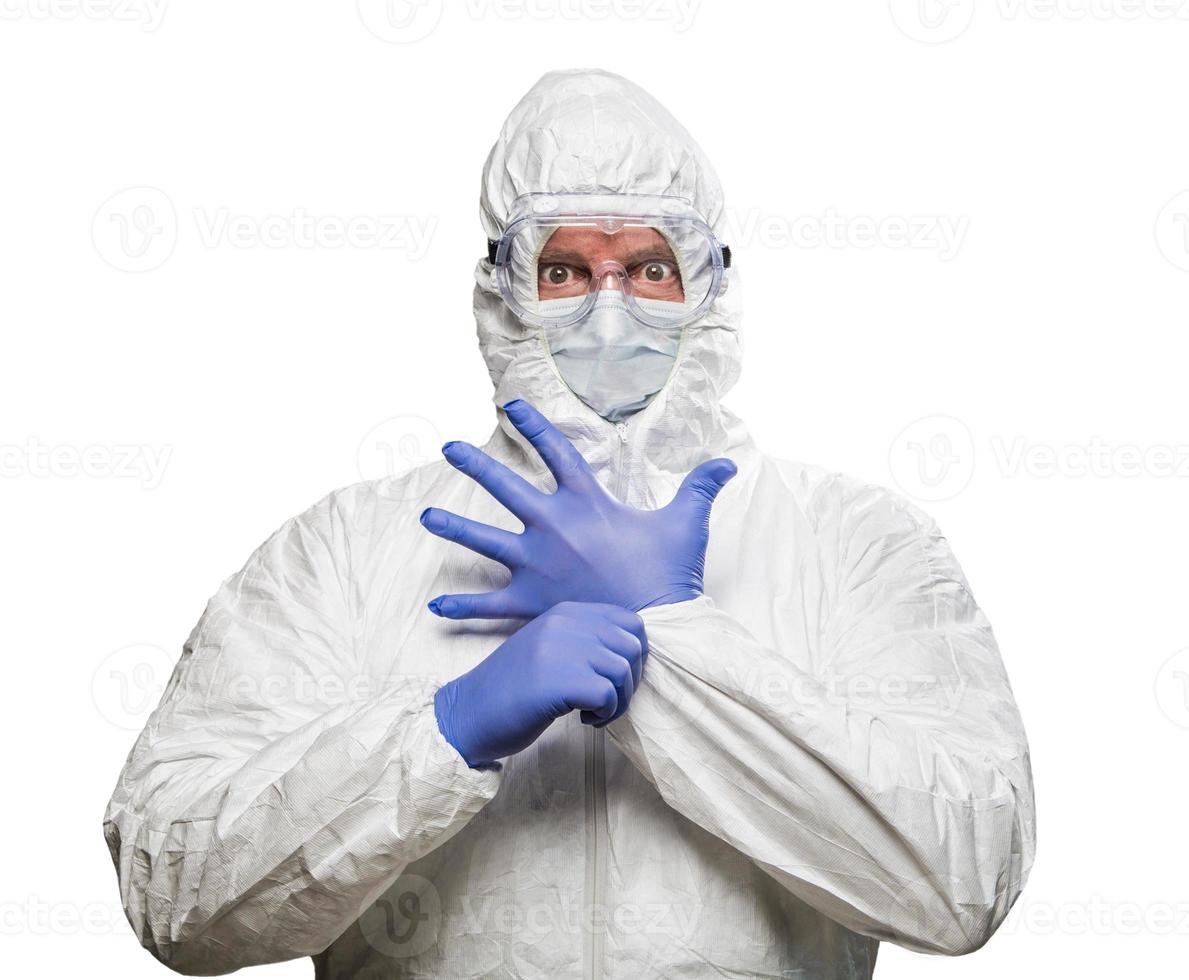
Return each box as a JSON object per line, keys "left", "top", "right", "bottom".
{"left": 434, "top": 601, "right": 647, "bottom": 768}
{"left": 419, "top": 398, "right": 737, "bottom": 619}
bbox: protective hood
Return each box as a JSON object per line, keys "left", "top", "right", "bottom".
{"left": 474, "top": 69, "right": 748, "bottom": 498}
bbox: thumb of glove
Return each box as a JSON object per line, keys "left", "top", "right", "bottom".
{"left": 673, "top": 457, "right": 737, "bottom": 522}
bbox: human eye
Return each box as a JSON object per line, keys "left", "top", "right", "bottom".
{"left": 538, "top": 263, "right": 588, "bottom": 290}
{"left": 631, "top": 259, "right": 681, "bottom": 287}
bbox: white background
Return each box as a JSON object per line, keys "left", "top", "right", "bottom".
{"left": 3, "top": 0, "right": 1187, "bottom": 976}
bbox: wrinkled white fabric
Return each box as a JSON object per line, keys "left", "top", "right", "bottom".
{"left": 105, "top": 69, "right": 1035, "bottom": 979}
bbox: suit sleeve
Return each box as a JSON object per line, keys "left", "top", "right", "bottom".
{"left": 103, "top": 490, "right": 501, "bottom": 975}
{"left": 608, "top": 483, "right": 1035, "bottom": 955}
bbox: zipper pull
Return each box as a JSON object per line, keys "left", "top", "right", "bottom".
{"left": 615, "top": 422, "right": 629, "bottom": 443}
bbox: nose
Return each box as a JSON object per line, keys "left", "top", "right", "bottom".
{"left": 590, "top": 261, "right": 627, "bottom": 293}
{"left": 599, "top": 270, "right": 623, "bottom": 292}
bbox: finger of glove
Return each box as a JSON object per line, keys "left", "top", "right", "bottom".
{"left": 594, "top": 622, "right": 644, "bottom": 690}
{"left": 442, "top": 441, "right": 542, "bottom": 524}
{"left": 503, "top": 399, "right": 596, "bottom": 492}
{"left": 671, "top": 457, "right": 738, "bottom": 521}
{"left": 566, "top": 674, "right": 619, "bottom": 724}
{"left": 582, "top": 603, "right": 649, "bottom": 660}
{"left": 587, "top": 644, "right": 636, "bottom": 723}
{"left": 420, "top": 507, "right": 522, "bottom": 567}
{"left": 428, "top": 589, "right": 525, "bottom": 620}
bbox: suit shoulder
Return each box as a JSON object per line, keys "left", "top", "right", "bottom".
{"left": 761, "top": 454, "right": 937, "bottom": 538}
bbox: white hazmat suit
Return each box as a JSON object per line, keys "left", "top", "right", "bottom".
{"left": 105, "top": 69, "right": 1036, "bottom": 979}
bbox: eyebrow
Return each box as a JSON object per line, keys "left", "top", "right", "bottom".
{"left": 538, "top": 246, "right": 678, "bottom": 266}
{"left": 537, "top": 248, "right": 590, "bottom": 266}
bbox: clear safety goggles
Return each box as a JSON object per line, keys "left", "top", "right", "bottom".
{"left": 487, "top": 193, "right": 731, "bottom": 330}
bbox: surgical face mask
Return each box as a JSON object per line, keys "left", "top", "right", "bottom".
{"left": 540, "top": 291, "right": 684, "bottom": 424}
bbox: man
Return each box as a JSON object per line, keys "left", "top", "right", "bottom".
{"left": 105, "top": 69, "right": 1035, "bottom": 978}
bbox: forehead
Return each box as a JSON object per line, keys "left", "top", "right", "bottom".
{"left": 539, "top": 225, "right": 675, "bottom": 260}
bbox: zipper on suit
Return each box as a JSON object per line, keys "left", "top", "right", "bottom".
{"left": 584, "top": 723, "right": 607, "bottom": 980}
{"left": 585, "top": 420, "right": 631, "bottom": 980}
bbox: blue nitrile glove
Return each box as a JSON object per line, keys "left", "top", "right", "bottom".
{"left": 420, "top": 399, "right": 736, "bottom": 620}
{"left": 433, "top": 601, "right": 648, "bottom": 768}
